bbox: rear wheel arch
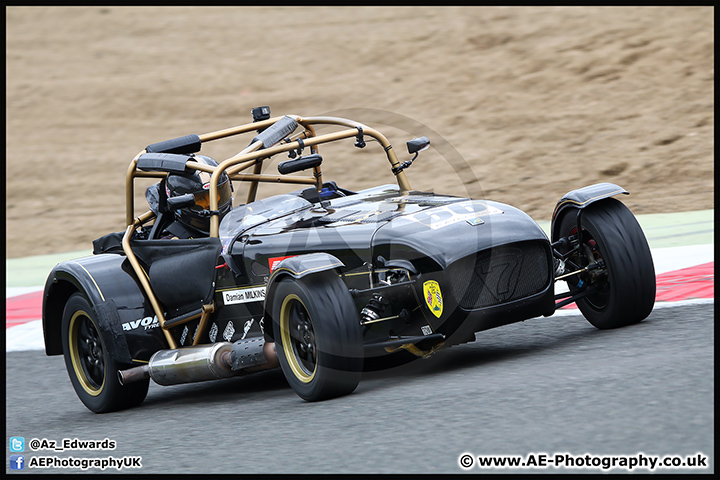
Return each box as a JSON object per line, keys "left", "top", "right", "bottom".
{"left": 43, "top": 278, "right": 86, "bottom": 356}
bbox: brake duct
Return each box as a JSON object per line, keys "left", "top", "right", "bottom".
{"left": 118, "top": 338, "right": 279, "bottom": 386}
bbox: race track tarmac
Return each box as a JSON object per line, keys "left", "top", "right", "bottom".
{"left": 6, "top": 303, "right": 713, "bottom": 474}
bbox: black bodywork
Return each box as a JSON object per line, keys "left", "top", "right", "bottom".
{"left": 44, "top": 182, "right": 558, "bottom": 364}
{"left": 42, "top": 109, "right": 646, "bottom": 407}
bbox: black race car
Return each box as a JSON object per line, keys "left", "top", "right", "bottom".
{"left": 42, "top": 107, "right": 656, "bottom": 412}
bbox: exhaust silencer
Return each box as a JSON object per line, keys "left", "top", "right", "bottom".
{"left": 118, "top": 339, "right": 278, "bottom": 386}
{"left": 148, "top": 342, "right": 235, "bottom": 386}
{"left": 118, "top": 342, "right": 233, "bottom": 386}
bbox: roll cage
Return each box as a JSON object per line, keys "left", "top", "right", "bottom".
{"left": 120, "top": 111, "right": 414, "bottom": 349}
{"left": 124, "top": 113, "right": 412, "bottom": 235}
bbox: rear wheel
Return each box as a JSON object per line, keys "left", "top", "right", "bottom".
{"left": 61, "top": 292, "right": 149, "bottom": 412}
{"left": 558, "top": 199, "right": 655, "bottom": 329}
{"left": 272, "top": 272, "right": 363, "bottom": 401}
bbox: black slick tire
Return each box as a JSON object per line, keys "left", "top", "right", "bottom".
{"left": 558, "top": 199, "right": 656, "bottom": 329}
{"left": 271, "top": 271, "right": 363, "bottom": 401}
{"left": 61, "top": 292, "right": 149, "bottom": 413}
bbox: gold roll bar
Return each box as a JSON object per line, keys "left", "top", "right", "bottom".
{"left": 197, "top": 116, "right": 288, "bottom": 143}
{"left": 121, "top": 212, "right": 177, "bottom": 349}
{"left": 298, "top": 116, "right": 410, "bottom": 192}
{"left": 208, "top": 127, "right": 361, "bottom": 235}
{"left": 233, "top": 173, "right": 317, "bottom": 185}
{"left": 121, "top": 113, "right": 416, "bottom": 350}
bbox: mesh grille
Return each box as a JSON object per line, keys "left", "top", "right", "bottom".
{"left": 447, "top": 242, "right": 550, "bottom": 310}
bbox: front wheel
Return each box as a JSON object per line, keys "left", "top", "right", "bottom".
{"left": 271, "top": 271, "right": 363, "bottom": 401}
{"left": 558, "top": 199, "right": 656, "bottom": 329}
{"left": 61, "top": 292, "right": 149, "bottom": 413}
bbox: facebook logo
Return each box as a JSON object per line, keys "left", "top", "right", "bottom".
{"left": 9, "top": 436, "right": 25, "bottom": 452}
{"left": 10, "top": 455, "right": 25, "bottom": 470}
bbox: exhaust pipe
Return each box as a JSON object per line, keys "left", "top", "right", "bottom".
{"left": 118, "top": 364, "right": 150, "bottom": 385}
{"left": 118, "top": 340, "right": 278, "bottom": 386}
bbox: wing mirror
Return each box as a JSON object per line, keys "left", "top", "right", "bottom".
{"left": 393, "top": 137, "right": 430, "bottom": 175}
{"left": 406, "top": 136, "right": 430, "bottom": 154}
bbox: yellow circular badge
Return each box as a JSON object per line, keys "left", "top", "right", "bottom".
{"left": 423, "top": 280, "right": 444, "bottom": 318}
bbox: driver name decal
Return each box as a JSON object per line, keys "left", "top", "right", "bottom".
{"left": 223, "top": 286, "right": 266, "bottom": 305}
{"left": 423, "top": 280, "right": 444, "bottom": 318}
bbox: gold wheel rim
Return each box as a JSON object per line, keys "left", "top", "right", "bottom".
{"left": 280, "top": 294, "right": 317, "bottom": 383}
{"left": 68, "top": 310, "right": 105, "bottom": 396}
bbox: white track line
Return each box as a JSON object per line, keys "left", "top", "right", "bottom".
{"left": 6, "top": 245, "right": 714, "bottom": 352}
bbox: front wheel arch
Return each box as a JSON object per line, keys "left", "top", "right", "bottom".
{"left": 262, "top": 253, "right": 346, "bottom": 342}
{"left": 551, "top": 183, "right": 629, "bottom": 243}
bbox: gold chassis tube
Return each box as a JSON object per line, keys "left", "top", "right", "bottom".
{"left": 192, "top": 303, "right": 215, "bottom": 346}
{"left": 232, "top": 173, "right": 317, "bottom": 185}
